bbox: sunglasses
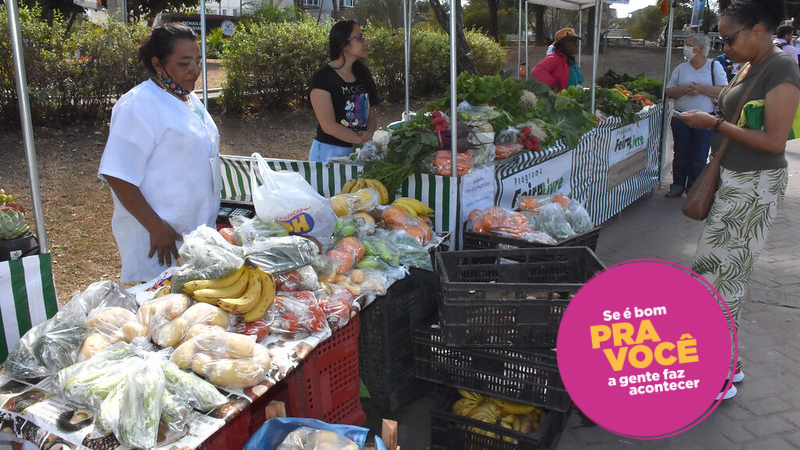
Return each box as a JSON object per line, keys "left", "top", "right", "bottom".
{"left": 721, "top": 27, "right": 747, "bottom": 46}
{"left": 348, "top": 33, "right": 366, "bottom": 42}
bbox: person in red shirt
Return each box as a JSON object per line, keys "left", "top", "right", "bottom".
{"left": 532, "top": 28, "right": 582, "bottom": 93}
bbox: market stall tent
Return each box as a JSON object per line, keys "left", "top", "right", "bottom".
{"left": 2, "top": 0, "right": 60, "bottom": 361}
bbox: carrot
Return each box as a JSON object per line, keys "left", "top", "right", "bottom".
{"left": 518, "top": 197, "right": 539, "bottom": 212}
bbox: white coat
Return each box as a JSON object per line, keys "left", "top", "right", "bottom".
{"left": 99, "top": 80, "right": 221, "bottom": 283}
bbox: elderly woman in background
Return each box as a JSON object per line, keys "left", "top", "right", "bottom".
{"left": 531, "top": 28, "right": 583, "bottom": 93}
{"left": 664, "top": 33, "right": 728, "bottom": 198}
{"left": 675, "top": 0, "right": 800, "bottom": 400}
{"left": 98, "top": 23, "right": 221, "bottom": 283}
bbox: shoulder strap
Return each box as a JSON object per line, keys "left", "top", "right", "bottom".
{"left": 714, "top": 56, "right": 773, "bottom": 158}
{"left": 710, "top": 60, "right": 715, "bottom": 86}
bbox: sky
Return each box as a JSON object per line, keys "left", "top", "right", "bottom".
{"left": 609, "top": 0, "right": 654, "bottom": 18}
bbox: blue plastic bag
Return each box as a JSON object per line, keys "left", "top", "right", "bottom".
{"left": 243, "top": 417, "right": 387, "bottom": 450}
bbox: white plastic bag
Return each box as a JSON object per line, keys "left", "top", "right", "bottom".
{"left": 251, "top": 153, "right": 337, "bottom": 246}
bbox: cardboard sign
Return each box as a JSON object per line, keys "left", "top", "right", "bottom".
{"left": 460, "top": 164, "right": 496, "bottom": 220}
{"left": 608, "top": 120, "right": 650, "bottom": 166}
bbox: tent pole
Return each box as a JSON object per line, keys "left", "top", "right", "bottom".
{"left": 524, "top": 0, "right": 529, "bottom": 79}
{"left": 6, "top": 0, "right": 48, "bottom": 252}
{"left": 657, "top": 6, "right": 676, "bottom": 185}
{"left": 201, "top": 0, "right": 208, "bottom": 106}
{"left": 578, "top": 9, "right": 582, "bottom": 68}
{"left": 517, "top": 0, "right": 522, "bottom": 77}
{"left": 449, "top": 0, "right": 457, "bottom": 231}
{"left": 403, "top": 0, "right": 410, "bottom": 119}
{"left": 590, "top": 0, "right": 602, "bottom": 114}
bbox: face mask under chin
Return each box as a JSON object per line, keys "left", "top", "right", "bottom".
{"left": 157, "top": 70, "right": 191, "bottom": 98}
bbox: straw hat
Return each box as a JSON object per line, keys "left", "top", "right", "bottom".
{"left": 553, "top": 28, "right": 581, "bottom": 45}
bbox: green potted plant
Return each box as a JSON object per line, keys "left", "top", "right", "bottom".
{"left": 0, "top": 177, "right": 39, "bottom": 262}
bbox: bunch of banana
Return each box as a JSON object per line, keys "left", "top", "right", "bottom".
{"left": 452, "top": 389, "right": 544, "bottom": 439}
{"left": 340, "top": 178, "right": 390, "bottom": 205}
{"left": 391, "top": 197, "right": 434, "bottom": 218}
{"left": 182, "top": 265, "right": 276, "bottom": 322}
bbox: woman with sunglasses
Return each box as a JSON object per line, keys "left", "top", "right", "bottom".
{"left": 675, "top": 0, "right": 800, "bottom": 400}
{"left": 308, "top": 20, "right": 379, "bottom": 162}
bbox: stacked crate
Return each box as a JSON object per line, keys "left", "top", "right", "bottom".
{"left": 415, "top": 247, "right": 605, "bottom": 450}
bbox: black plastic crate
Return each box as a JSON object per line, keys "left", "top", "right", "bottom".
{"left": 430, "top": 389, "right": 567, "bottom": 450}
{"left": 435, "top": 247, "right": 605, "bottom": 348}
{"left": 463, "top": 227, "right": 601, "bottom": 252}
{"left": 414, "top": 322, "right": 571, "bottom": 412}
{"left": 358, "top": 269, "right": 439, "bottom": 412}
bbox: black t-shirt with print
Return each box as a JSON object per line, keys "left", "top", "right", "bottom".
{"left": 309, "top": 64, "right": 378, "bottom": 147}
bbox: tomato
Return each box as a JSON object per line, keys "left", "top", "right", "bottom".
{"left": 306, "top": 315, "right": 328, "bottom": 332}
{"left": 233, "top": 321, "right": 269, "bottom": 341}
{"left": 282, "top": 311, "right": 301, "bottom": 332}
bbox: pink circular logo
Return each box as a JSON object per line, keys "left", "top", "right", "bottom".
{"left": 557, "top": 259, "right": 736, "bottom": 438}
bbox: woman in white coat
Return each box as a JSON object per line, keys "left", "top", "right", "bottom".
{"left": 98, "top": 23, "right": 221, "bottom": 283}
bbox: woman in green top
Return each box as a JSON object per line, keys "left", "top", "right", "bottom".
{"left": 675, "top": 0, "right": 800, "bottom": 400}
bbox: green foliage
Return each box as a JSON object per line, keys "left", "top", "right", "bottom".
{"left": 463, "top": 2, "right": 517, "bottom": 38}
{"left": 0, "top": 4, "right": 148, "bottom": 126}
{"left": 238, "top": 2, "right": 302, "bottom": 26}
{"left": 220, "top": 15, "right": 328, "bottom": 111}
{"left": 205, "top": 28, "right": 225, "bottom": 59}
{"left": 353, "top": 0, "right": 404, "bottom": 29}
{"left": 626, "top": 5, "right": 664, "bottom": 42}
{"left": 465, "top": 30, "right": 505, "bottom": 76}
{"left": 222, "top": 21, "right": 506, "bottom": 111}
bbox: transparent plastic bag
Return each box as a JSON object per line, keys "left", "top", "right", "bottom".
{"left": 230, "top": 215, "right": 290, "bottom": 247}
{"left": 79, "top": 306, "right": 137, "bottom": 361}
{"left": 314, "top": 283, "right": 357, "bottom": 330}
{"left": 387, "top": 229, "right": 433, "bottom": 270}
{"left": 495, "top": 126, "right": 520, "bottom": 145}
{"left": 277, "top": 426, "right": 359, "bottom": 450}
{"left": 382, "top": 206, "right": 433, "bottom": 246}
{"left": 151, "top": 302, "right": 232, "bottom": 349}
{"left": 244, "top": 235, "right": 320, "bottom": 275}
{"left": 275, "top": 265, "right": 320, "bottom": 292}
{"left": 566, "top": 199, "right": 595, "bottom": 234}
{"left": 160, "top": 359, "right": 228, "bottom": 413}
{"left": 527, "top": 202, "right": 576, "bottom": 240}
{"left": 333, "top": 214, "right": 377, "bottom": 240}
{"left": 429, "top": 150, "right": 474, "bottom": 177}
{"left": 118, "top": 357, "right": 165, "bottom": 449}
{"left": 324, "top": 236, "right": 366, "bottom": 276}
{"left": 354, "top": 141, "right": 386, "bottom": 162}
{"left": 169, "top": 329, "right": 269, "bottom": 389}
{"left": 328, "top": 188, "right": 380, "bottom": 217}
{"left": 265, "top": 291, "right": 331, "bottom": 335}
{"left": 4, "top": 309, "right": 88, "bottom": 379}
{"left": 361, "top": 235, "right": 400, "bottom": 267}
{"left": 171, "top": 225, "right": 246, "bottom": 293}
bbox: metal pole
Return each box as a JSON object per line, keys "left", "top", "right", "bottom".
{"left": 517, "top": 0, "right": 522, "bottom": 77}
{"left": 578, "top": 8, "right": 582, "bottom": 68}
{"left": 524, "top": 0, "right": 528, "bottom": 79}
{"left": 201, "top": 0, "right": 208, "bottom": 106}
{"left": 657, "top": 6, "right": 676, "bottom": 185}
{"left": 403, "top": 0, "right": 410, "bottom": 119}
{"left": 6, "top": 0, "right": 48, "bottom": 251}
{"left": 601, "top": 1, "right": 609, "bottom": 74}
{"left": 450, "top": 0, "right": 458, "bottom": 210}
{"left": 590, "top": 0, "right": 602, "bottom": 114}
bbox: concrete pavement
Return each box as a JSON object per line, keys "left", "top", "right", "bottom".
{"left": 557, "top": 139, "right": 800, "bottom": 450}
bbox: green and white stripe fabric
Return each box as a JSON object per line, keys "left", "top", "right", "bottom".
{"left": 571, "top": 106, "right": 665, "bottom": 224}
{"left": 0, "top": 253, "right": 59, "bottom": 362}
{"left": 692, "top": 166, "right": 788, "bottom": 372}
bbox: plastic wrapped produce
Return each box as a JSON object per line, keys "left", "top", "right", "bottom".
{"left": 277, "top": 427, "right": 359, "bottom": 450}
{"left": 230, "top": 215, "right": 290, "bottom": 246}
{"left": 324, "top": 237, "right": 366, "bottom": 276}
{"left": 381, "top": 206, "right": 432, "bottom": 247}
{"left": 118, "top": 357, "right": 165, "bottom": 449}
{"left": 160, "top": 360, "right": 227, "bottom": 412}
{"left": 275, "top": 265, "right": 320, "bottom": 292}
{"left": 160, "top": 391, "right": 191, "bottom": 432}
{"left": 244, "top": 236, "right": 320, "bottom": 275}
{"left": 265, "top": 291, "right": 331, "bottom": 335}
{"left": 565, "top": 199, "right": 595, "bottom": 233}
{"left": 172, "top": 225, "right": 246, "bottom": 293}
{"left": 4, "top": 309, "right": 87, "bottom": 379}
{"left": 525, "top": 202, "right": 576, "bottom": 240}
{"left": 328, "top": 188, "right": 380, "bottom": 217}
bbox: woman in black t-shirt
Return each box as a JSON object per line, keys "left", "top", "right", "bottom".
{"left": 308, "top": 20, "right": 379, "bottom": 162}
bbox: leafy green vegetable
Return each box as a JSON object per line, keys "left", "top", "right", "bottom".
{"left": 536, "top": 94, "right": 597, "bottom": 148}
{"left": 161, "top": 360, "right": 227, "bottom": 412}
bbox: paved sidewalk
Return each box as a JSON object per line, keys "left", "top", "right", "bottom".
{"left": 557, "top": 139, "right": 800, "bottom": 450}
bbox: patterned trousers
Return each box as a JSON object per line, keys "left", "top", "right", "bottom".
{"left": 692, "top": 166, "right": 787, "bottom": 372}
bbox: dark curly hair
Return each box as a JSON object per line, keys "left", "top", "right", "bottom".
{"left": 138, "top": 22, "right": 197, "bottom": 76}
{"left": 722, "top": 0, "right": 785, "bottom": 33}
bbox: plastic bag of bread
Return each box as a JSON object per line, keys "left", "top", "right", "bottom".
{"left": 277, "top": 427, "right": 358, "bottom": 450}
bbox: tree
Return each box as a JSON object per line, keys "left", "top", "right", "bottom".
{"left": 463, "top": 0, "right": 516, "bottom": 39}
{"left": 533, "top": 5, "right": 545, "bottom": 45}
{"left": 19, "top": 0, "right": 83, "bottom": 25}
{"left": 354, "top": 0, "right": 404, "bottom": 28}
{"left": 428, "top": 0, "right": 477, "bottom": 74}
{"left": 627, "top": 5, "right": 663, "bottom": 42}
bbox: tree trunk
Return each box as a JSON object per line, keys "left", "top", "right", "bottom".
{"left": 586, "top": 6, "right": 596, "bottom": 48}
{"left": 487, "top": 0, "right": 499, "bottom": 42}
{"left": 429, "top": 0, "right": 477, "bottom": 74}
{"left": 533, "top": 5, "right": 546, "bottom": 45}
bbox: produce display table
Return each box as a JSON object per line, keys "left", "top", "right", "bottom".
{"left": 495, "top": 104, "right": 667, "bottom": 225}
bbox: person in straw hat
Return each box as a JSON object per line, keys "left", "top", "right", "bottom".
{"left": 531, "top": 27, "right": 584, "bottom": 93}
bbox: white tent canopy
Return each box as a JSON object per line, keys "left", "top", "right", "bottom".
{"left": 527, "top": 0, "right": 596, "bottom": 11}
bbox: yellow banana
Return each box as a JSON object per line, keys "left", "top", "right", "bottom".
{"left": 468, "top": 402, "right": 501, "bottom": 422}
{"left": 218, "top": 267, "right": 263, "bottom": 314}
{"left": 397, "top": 197, "right": 434, "bottom": 217}
{"left": 242, "top": 270, "right": 275, "bottom": 322}
{"left": 182, "top": 266, "right": 246, "bottom": 293}
{"left": 341, "top": 179, "right": 357, "bottom": 194}
{"left": 354, "top": 211, "right": 376, "bottom": 226}
{"left": 354, "top": 178, "right": 366, "bottom": 191}
{"left": 391, "top": 200, "right": 418, "bottom": 218}
{"left": 458, "top": 389, "right": 482, "bottom": 403}
{"left": 191, "top": 268, "right": 251, "bottom": 300}
{"left": 491, "top": 398, "right": 536, "bottom": 416}
{"left": 518, "top": 413, "right": 532, "bottom": 434}
{"left": 365, "top": 179, "right": 389, "bottom": 205}
{"left": 452, "top": 398, "right": 479, "bottom": 417}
